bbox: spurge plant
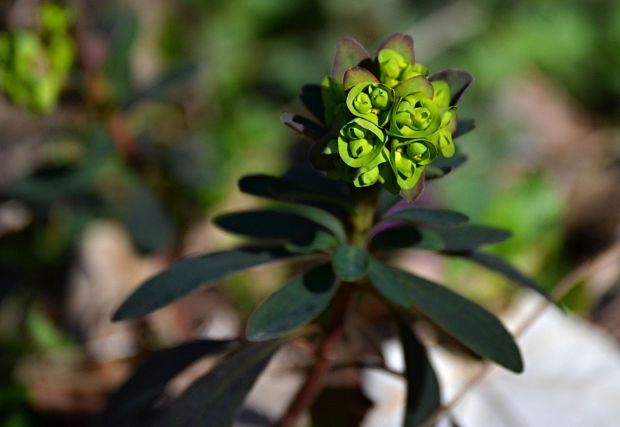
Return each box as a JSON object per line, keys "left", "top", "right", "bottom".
{"left": 103, "top": 33, "right": 547, "bottom": 427}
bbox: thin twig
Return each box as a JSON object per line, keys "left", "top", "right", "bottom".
{"left": 275, "top": 288, "right": 351, "bottom": 427}
{"left": 331, "top": 359, "right": 404, "bottom": 377}
{"left": 418, "top": 240, "right": 620, "bottom": 427}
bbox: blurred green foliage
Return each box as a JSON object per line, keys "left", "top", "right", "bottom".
{"left": 0, "top": 2, "right": 74, "bottom": 112}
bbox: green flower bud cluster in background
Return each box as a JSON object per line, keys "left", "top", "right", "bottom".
{"left": 0, "top": 2, "right": 75, "bottom": 113}
{"left": 286, "top": 34, "right": 473, "bottom": 199}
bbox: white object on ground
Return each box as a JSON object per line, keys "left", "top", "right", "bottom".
{"left": 361, "top": 293, "right": 620, "bottom": 427}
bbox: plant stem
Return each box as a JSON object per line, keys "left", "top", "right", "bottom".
{"left": 276, "top": 187, "right": 380, "bottom": 426}
{"left": 351, "top": 186, "right": 380, "bottom": 248}
{"left": 276, "top": 288, "right": 351, "bottom": 427}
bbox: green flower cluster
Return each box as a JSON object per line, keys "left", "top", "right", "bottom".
{"left": 0, "top": 2, "right": 75, "bottom": 113}
{"left": 315, "top": 34, "right": 467, "bottom": 196}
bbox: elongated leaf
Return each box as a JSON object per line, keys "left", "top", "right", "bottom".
{"left": 286, "top": 230, "right": 339, "bottom": 254}
{"left": 280, "top": 112, "right": 327, "bottom": 139}
{"left": 370, "top": 226, "right": 444, "bottom": 252}
{"left": 383, "top": 208, "right": 468, "bottom": 226}
{"left": 393, "top": 311, "right": 440, "bottom": 426}
{"left": 155, "top": 341, "right": 281, "bottom": 427}
{"left": 333, "top": 245, "right": 369, "bottom": 281}
{"left": 279, "top": 204, "right": 348, "bottom": 244}
{"left": 433, "top": 225, "right": 512, "bottom": 251}
{"left": 376, "top": 189, "right": 403, "bottom": 217}
{"left": 99, "top": 340, "right": 236, "bottom": 427}
{"left": 454, "top": 118, "right": 475, "bottom": 138}
{"left": 343, "top": 66, "right": 379, "bottom": 91}
{"left": 247, "top": 264, "right": 338, "bottom": 341}
{"left": 214, "top": 210, "right": 334, "bottom": 247}
{"left": 331, "top": 38, "right": 370, "bottom": 82}
{"left": 113, "top": 246, "right": 299, "bottom": 320}
{"left": 300, "top": 84, "right": 325, "bottom": 123}
{"left": 424, "top": 166, "right": 448, "bottom": 180}
{"left": 368, "top": 260, "right": 523, "bottom": 372}
{"left": 238, "top": 173, "right": 352, "bottom": 216}
{"left": 122, "top": 184, "right": 175, "bottom": 254}
{"left": 450, "top": 251, "right": 550, "bottom": 299}
{"left": 378, "top": 33, "right": 415, "bottom": 64}
{"left": 431, "top": 153, "right": 467, "bottom": 174}
{"left": 282, "top": 167, "right": 349, "bottom": 198}
{"left": 429, "top": 69, "right": 473, "bottom": 106}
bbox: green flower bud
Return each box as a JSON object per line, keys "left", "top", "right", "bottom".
{"left": 432, "top": 80, "right": 451, "bottom": 108}
{"left": 429, "top": 108, "right": 457, "bottom": 157}
{"left": 405, "top": 140, "right": 436, "bottom": 165}
{"left": 388, "top": 141, "right": 426, "bottom": 190}
{"left": 371, "top": 87, "right": 389, "bottom": 109}
{"left": 378, "top": 48, "right": 430, "bottom": 88}
{"left": 346, "top": 82, "right": 394, "bottom": 126}
{"left": 348, "top": 138, "right": 373, "bottom": 158}
{"left": 353, "top": 92, "right": 372, "bottom": 114}
{"left": 352, "top": 147, "right": 388, "bottom": 188}
{"left": 337, "top": 118, "right": 385, "bottom": 168}
{"left": 355, "top": 165, "right": 380, "bottom": 187}
{"left": 390, "top": 92, "right": 441, "bottom": 138}
{"left": 401, "top": 63, "right": 429, "bottom": 81}
{"left": 378, "top": 49, "right": 407, "bottom": 77}
{"left": 394, "top": 147, "right": 415, "bottom": 176}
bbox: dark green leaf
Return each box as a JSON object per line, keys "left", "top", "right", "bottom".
{"left": 343, "top": 66, "right": 379, "bottom": 91}
{"left": 393, "top": 311, "right": 440, "bottom": 426}
{"left": 331, "top": 37, "right": 370, "bottom": 82}
{"left": 214, "top": 210, "right": 334, "bottom": 248}
{"left": 113, "top": 246, "right": 300, "bottom": 320}
{"left": 280, "top": 112, "right": 327, "bottom": 139}
{"left": 247, "top": 264, "right": 338, "bottom": 341}
{"left": 429, "top": 69, "right": 473, "bottom": 106}
{"left": 279, "top": 204, "right": 348, "bottom": 244}
{"left": 424, "top": 166, "right": 447, "bottom": 180}
{"left": 282, "top": 167, "right": 349, "bottom": 198}
{"left": 333, "top": 246, "right": 369, "bottom": 281}
{"left": 122, "top": 184, "right": 175, "bottom": 254}
{"left": 450, "top": 251, "right": 550, "bottom": 299}
{"left": 383, "top": 208, "right": 468, "bottom": 226}
{"left": 238, "top": 172, "right": 352, "bottom": 216}
{"left": 431, "top": 154, "right": 467, "bottom": 173}
{"left": 433, "top": 225, "right": 512, "bottom": 251}
{"left": 98, "top": 340, "right": 236, "bottom": 427}
{"left": 378, "top": 33, "right": 415, "bottom": 64}
{"left": 376, "top": 189, "right": 403, "bottom": 217}
{"left": 300, "top": 84, "right": 325, "bottom": 124}
{"left": 370, "top": 227, "right": 444, "bottom": 252}
{"left": 286, "top": 230, "right": 339, "bottom": 254}
{"left": 155, "top": 341, "right": 281, "bottom": 427}
{"left": 454, "top": 118, "right": 475, "bottom": 138}
{"left": 368, "top": 260, "right": 523, "bottom": 372}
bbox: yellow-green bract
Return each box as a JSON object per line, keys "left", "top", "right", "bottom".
{"left": 315, "top": 34, "right": 469, "bottom": 197}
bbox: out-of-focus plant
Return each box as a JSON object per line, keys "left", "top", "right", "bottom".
{"left": 106, "top": 34, "right": 548, "bottom": 427}
{"left": 0, "top": 2, "right": 74, "bottom": 113}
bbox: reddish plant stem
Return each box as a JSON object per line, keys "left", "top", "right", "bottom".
{"left": 276, "top": 289, "right": 351, "bottom": 427}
